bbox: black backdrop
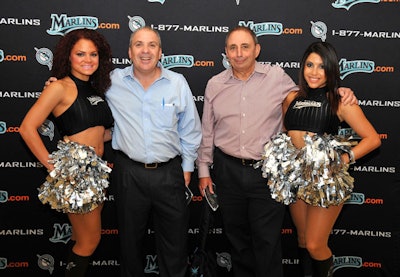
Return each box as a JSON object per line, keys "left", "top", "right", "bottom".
{"left": 1, "top": 1, "right": 399, "bottom": 276}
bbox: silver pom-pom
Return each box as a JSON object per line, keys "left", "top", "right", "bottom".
{"left": 256, "top": 132, "right": 356, "bottom": 208}
{"left": 38, "top": 139, "right": 111, "bottom": 214}
{"left": 299, "top": 133, "right": 354, "bottom": 207}
{"left": 254, "top": 133, "right": 303, "bottom": 205}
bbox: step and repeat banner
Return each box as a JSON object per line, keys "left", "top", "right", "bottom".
{"left": 1, "top": 0, "right": 399, "bottom": 276}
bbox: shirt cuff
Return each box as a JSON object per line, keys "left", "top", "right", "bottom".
{"left": 181, "top": 158, "right": 195, "bottom": 172}
{"left": 197, "top": 164, "right": 211, "bottom": 178}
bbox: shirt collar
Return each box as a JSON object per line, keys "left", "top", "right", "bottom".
{"left": 122, "top": 62, "right": 170, "bottom": 82}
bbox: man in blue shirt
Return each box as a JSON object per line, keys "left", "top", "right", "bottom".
{"left": 106, "top": 26, "right": 202, "bottom": 277}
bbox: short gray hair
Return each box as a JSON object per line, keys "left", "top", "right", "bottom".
{"left": 129, "top": 26, "right": 162, "bottom": 48}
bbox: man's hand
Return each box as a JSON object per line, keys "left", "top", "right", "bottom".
{"left": 183, "top": 171, "right": 192, "bottom": 187}
{"left": 338, "top": 87, "right": 358, "bottom": 106}
{"left": 199, "top": 177, "right": 214, "bottom": 196}
{"left": 43, "top": 77, "right": 58, "bottom": 90}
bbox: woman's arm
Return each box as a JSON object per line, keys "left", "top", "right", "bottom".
{"left": 19, "top": 82, "right": 65, "bottom": 170}
{"left": 338, "top": 103, "right": 381, "bottom": 163}
{"left": 282, "top": 91, "right": 298, "bottom": 117}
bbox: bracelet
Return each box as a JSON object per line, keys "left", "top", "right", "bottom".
{"left": 348, "top": 150, "right": 356, "bottom": 164}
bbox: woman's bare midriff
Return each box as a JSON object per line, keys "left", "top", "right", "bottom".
{"left": 66, "top": 126, "right": 106, "bottom": 157}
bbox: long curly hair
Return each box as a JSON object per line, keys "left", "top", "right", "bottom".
{"left": 298, "top": 41, "right": 341, "bottom": 113}
{"left": 52, "top": 28, "right": 113, "bottom": 96}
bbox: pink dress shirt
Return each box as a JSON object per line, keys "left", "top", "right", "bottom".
{"left": 197, "top": 62, "right": 298, "bottom": 178}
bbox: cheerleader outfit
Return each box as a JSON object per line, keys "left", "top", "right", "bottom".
{"left": 257, "top": 87, "right": 354, "bottom": 207}
{"left": 38, "top": 74, "right": 114, "bottom": 213}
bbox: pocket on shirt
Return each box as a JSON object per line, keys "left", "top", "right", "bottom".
{"left": 154, "top": 106, "right": 178, "bottom": 128}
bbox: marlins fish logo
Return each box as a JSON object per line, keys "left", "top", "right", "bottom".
{"left": 128, "top": 16, "right": 145, "bottom": 32}
{"left": 221, "top": 53, "right": 230, "bottom": 69}
{"left": 216, "top": 252, "right": 232, "bottom": 271}
{"left": 37, "top": 254, "right": 55, "bottom": 274}
{"left": 38, "top": 119, "right": 55, "bottom": 141}
{"left": 34, "top": 47, "right": 53, "bottom": 70}
{"left": 310, "top": 21, "right": 327, "bottom": 42}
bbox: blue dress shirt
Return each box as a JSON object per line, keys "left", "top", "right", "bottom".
{"left": 105, "top": 63, "right": 202, "bottom": 172}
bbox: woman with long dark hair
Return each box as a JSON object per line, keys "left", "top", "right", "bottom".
{"left": 20, "top": 28, "right": 114, "bottom": 276}
{"left": 258, "top": 41, "right": 381, "bottom": 277}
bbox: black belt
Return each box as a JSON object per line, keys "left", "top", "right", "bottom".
{"left": 216, "top": 148, "right": 260, "bottom": 166}
{"left": 117, "top": 151, "right": 176, "bottom": 169}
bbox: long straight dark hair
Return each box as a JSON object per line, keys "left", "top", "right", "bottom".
{"left": 298, "top": 41, "right": 341, "bottom": 113}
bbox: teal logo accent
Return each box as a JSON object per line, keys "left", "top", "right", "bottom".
{"left": 339, "top": 58, "right": 375, "bottom": 80}
{"left": 345, "top": 193, "right": 365, "bottom": 205}
{"left": 332, "top": 0, "right": 380, "bottom": 10}
{"left": 0, "top": 49, "right": 4, "bottom": 62}
{"left": 238, "top": 21, "right": 283, "bottom": 37}
{"left": 148, "top": 0, "right": 165, "bottom": 3}
{"left": 338, "top": 127, "right": 361, "bottom": 139}
{"left": 49, "top": 223, "right": 72, "bottom": 244}
{"left": 144, "top": 255, "right": 159, "bottom": 274}
{"left": 161, "top": 54, "right": 194, "bottom": 69}
{"left": 47, "top": 14, "right": 98, "bottom": 36}
{"left": 0, "top": 190, "right": 8, "bottom": 203}
{"left": 333, "top": 256, "right": 363, "bottom": 272}
{"left": 0, "top": 258, "right": 7, "bottom": 269}
{"left": 0, "top": 121, "right": 6, "bottom": 134}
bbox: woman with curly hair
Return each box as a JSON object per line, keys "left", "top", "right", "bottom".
{"left": 20, "top": 28, "right": 114, "bottom": 276}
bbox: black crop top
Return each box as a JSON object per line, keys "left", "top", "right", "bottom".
{"left": 55, "top": 74, "right": 114, "bottom": 136}
{"left": 284, "top": 87, "right": 340, "bottom": 135}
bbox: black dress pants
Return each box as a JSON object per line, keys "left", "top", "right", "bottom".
{"left": 112, "top": 151, "right": 188, "bottom": 277}
{"left": 213, "top": 149, "right": 285, "bottom": 277}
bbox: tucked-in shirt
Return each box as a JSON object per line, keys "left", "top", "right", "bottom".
{"left": 197, "top": 62, "right": 298, "bottom": 178}
{"left": 105, "top": 63, "right": 202, "bottom": 172}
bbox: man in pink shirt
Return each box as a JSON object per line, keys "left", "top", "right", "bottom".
{"left": 196, "top": 26, "right": 356, "bottom": 277}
